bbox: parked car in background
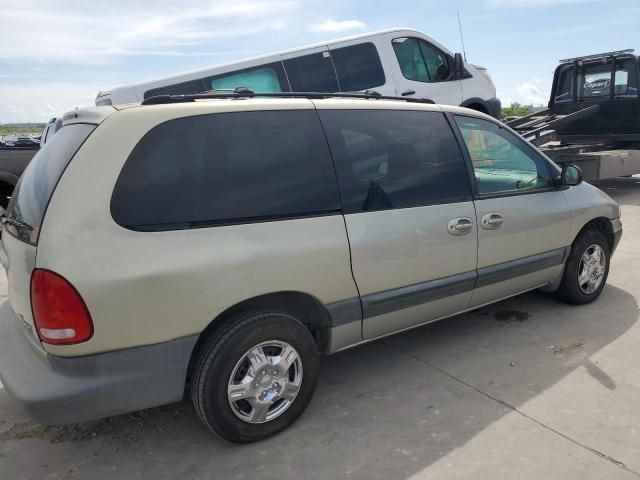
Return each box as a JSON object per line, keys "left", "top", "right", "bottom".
{"left": 96, "top": 28, "right": 501, "bottom": 117}
{"left": 0, "top": 133, "right": 40, "bottom": 207}
{"left": 2, "top": 135, "right": 39, "bottom": 149}
{"left": 0, "top": 93, "right": 620, "bottom": 444}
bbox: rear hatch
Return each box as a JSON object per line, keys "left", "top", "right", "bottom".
{"left": 0, "top": 124, "right": 96, "bottom": 349}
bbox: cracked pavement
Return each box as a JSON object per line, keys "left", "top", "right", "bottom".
{"left": 1, "top": 176, "right": 640, "bottom": 480}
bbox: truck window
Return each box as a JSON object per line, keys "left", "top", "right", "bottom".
{"left": 392, "top": 37, "right": 451, "bottom": 83}
{"left": 283, "top": 52, "right": 339, "bottom": 92}
{"left": 554, "top": 66, "right": 574, "bottom": 103}
{"left": 581, "top": 68, "right": 612, "bottom": 98}
{"left": 205, "top": 62, "right": 290, "bottom": 92}
{"left": 613, "top": 64, "right": 638, "bottom": 97}
{"left": 330, "top": 43, "right": 386, "bottom": 91}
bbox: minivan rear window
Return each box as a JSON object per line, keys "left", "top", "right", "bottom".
{"left": 5, "top": 124, "right": 95, "bottom": 245}
{"left": 111, "top": 110, "right": 341, "bottom": 230}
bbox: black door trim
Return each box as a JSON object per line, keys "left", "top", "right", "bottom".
{"left": 325, "top": 246, "right": 570, "bottom": 327}
{"left": 476, "top": 246, "right": 570, "bottom": 288}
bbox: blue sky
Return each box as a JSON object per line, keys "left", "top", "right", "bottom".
{"left": 0, "top": 0, "right": 638, "bottom": 122}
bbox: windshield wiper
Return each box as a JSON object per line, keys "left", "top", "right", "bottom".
{"left": 1, "top": 216, "right": 33, "bottom": 231}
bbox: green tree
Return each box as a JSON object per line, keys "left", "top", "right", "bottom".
{"left": 501, "top": 102, "right": 535, "bottom": 119}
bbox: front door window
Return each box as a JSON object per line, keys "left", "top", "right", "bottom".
{"left": 392, "top": 37, "right": 451, "bottom": 83}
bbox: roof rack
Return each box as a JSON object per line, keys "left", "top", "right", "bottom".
{"left": 559, "top": 49, "right": 635, "bottom": 64}
{"left": 141, "top": 88, "right": 436, "bottom": 106}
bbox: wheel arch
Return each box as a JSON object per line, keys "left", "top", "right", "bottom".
{"left": 186, "top": 291, "right": 333, "bottom": 385}
{"left": 460, "top": 98, "right": 489, "bottom": 114}
{"left": 573, "top": 216, "right": 615, "bottom": 253}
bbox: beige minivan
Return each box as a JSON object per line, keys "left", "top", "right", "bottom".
{"left": 0, "top": 92, "right": 622, "bottom": 443}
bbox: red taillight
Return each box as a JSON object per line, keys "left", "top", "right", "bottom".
{"left": 30, "top": 269, "right": 93, "bottom": 345}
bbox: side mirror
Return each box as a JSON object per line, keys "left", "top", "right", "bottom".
{"left": 454, "top": 53, "right": 464, "bottom": 79}
{"left": 561, "top": 164, "right": 583, "bottom": 186}
{"left": 0, "top": 206, "right": 5, "bottom": 217}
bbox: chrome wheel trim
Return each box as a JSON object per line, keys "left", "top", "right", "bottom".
{"left": 577, "top": 243, "right": 606, "bottom": 295}
{"left": 227, "top": 340, "right": 303, "bottom": 424}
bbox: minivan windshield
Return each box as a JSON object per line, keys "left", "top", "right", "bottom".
{"left": 5, "top": 124, "right": 95, "bottom": 245}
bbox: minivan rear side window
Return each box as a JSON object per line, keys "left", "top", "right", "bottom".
{"left": 318, "top": 110, "right": 472, "bottom": 214}
{"left": 111, "top": 110, "right": 341, "bottom": 230}
{"left": 5, "top": 124, "right": 95, "bottom": 245}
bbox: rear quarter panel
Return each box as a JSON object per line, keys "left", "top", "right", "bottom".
{"left": 36, "top": 101, "right": 360, "bottom": 356}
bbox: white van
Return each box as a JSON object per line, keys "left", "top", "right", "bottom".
{"left": 96, "top": 28, "right": 501, "bottom": 117}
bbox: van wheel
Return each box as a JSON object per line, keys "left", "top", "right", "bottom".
{"left": 556, "top": 229, "right": 610, "bottom": 305}
{"left": 191, "top": 310, "right": 319, "bottom": 443}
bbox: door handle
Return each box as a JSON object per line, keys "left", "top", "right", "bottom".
{"left": 448, "top": 217, "right": 474, "bottom": 236}
{"left": 481, "top": 213, "right": 504, "bottom": 230}
{"left": 401, "top": 89, "right": 416, "bottom": 96}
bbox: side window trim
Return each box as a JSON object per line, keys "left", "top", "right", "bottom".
{"left": 447, "top": 112, "right": 558, "bottom": 199}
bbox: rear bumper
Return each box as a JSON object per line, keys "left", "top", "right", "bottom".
{"left": 0, "top": 301, "right": 197, "bottom": 425}
{"left": 487, "top": 97, "right": 502, "bottom": 119}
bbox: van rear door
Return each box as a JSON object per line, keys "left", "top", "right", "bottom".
{"left": 0, "top": 124, "right": 95, "bottom": 348}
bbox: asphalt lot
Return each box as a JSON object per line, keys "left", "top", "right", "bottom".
{"left": 1, "top": 177, "right": 639, "bottom": 480}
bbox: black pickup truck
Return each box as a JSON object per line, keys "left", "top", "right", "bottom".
{"left": 506, "top": 49, "right": 640, "bottom": 180}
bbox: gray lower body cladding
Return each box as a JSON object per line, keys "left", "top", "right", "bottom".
{"left": 327, "top": 246, "right": 570, "bottom": 326}
{"left": 0, "top": 301, "right": 197, "bottom": 425}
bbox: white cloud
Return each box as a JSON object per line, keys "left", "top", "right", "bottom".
{"left": 504, "top": 81, "right": 547, "bottom": 106}
{"left": 0, "top": 0, "right": 296, "bottom": 63}
{"left": 0, "top": 83, "right": 102, "bottom": 123}
{"left": 309, "top": 19, "right": 367, "bottom": 33}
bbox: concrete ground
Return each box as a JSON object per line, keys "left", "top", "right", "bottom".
{"left": 1, "top": 177, "right": 639, "bottom": 480}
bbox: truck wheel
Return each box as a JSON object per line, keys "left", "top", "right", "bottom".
{"left": 556, "top": 229, "right": 610, "bottom": 305}
{"left": 191, "top": 310, "right": 319, "bottom": 443}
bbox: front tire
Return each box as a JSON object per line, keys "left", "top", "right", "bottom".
{"left": 557, "top": 229, "right": 610, "bottom": 305}
{"left": 191, "top": 310, "right": 319, "bottom": 443}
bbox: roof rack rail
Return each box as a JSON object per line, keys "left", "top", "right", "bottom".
{"left": 559, "top": 49, "right": 635, "bottom": 64}
{"left": 141, "top": 88, "right": 436, "bottom": 106}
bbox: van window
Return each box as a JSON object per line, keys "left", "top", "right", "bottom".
{"left": 392, "top": 38, "right": 451, "bottom": 83}
{"left": 5, "top": 124, "right": 95, "bottom": 245}
{"left": 330, "top": 43, "right": 385, "bottom": 91}
{"left": 144, "top": 79, "right": 206, "bottom": 99}
{"left": 284, "top": 52, "right": 339, "bottom": 92}
{"left": 111, "top": 110, "right": 341, "bottom": 230}
{"left": 318, "top": 110, "right": 471, "bottom": 214}
{"left": 205, "top": 62, "right": 290, "bottom": 92}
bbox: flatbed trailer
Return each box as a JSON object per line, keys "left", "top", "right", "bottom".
{"left": 506, "top": 49, "right": 640, "bottom": 180}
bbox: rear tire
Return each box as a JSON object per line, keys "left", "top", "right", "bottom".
{"left": 191, "top": 310, "right": 319, "bottom": 443}
{"left": 556, "top": 229, "right": 610, "bottom": 305}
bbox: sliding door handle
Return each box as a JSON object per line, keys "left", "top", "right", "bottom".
{"left": 481, "top": 213, "right": 504, "bottom": 230}
{"left": 448, "top": 217, "right": 474, "bottom": 236}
